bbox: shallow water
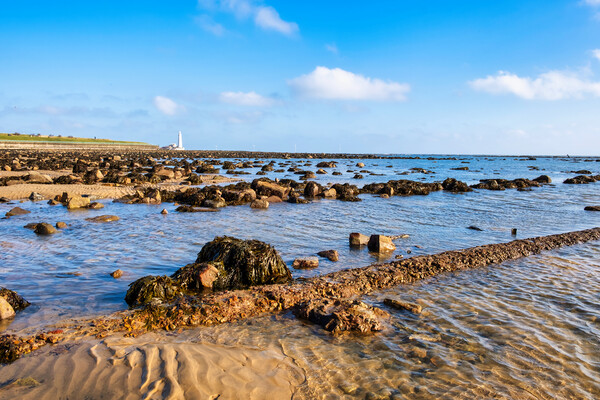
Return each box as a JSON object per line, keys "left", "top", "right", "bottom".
{"left": 1, "top": 155, "right": 600, "bottom": 398}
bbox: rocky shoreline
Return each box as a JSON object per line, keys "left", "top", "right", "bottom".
{"left": 2, "top": 227, "right": 599, "bottom": 364}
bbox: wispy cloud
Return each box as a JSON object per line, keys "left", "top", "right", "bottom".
{"left": 197, "top": 0, "right": 298, "bottom": 36}
{"left": 153, "top": 96, "right": 183, "bottom": 115}
{"left": 469, "top": 70, "right": 600, "bottom": 100}
{"left": 593, "top": 49, "right": 600, "bottom": 61}
{"left": 288, "top": 66, "right": 410, "bottom": 101}
{"left": 195, "top": 15, "right": 226, "bottom": 36}
{"left": 325, "top": 43, "right": 339, "bottom": 55}
{"left": 219, "top": 91, "right": 274, "bottom": 106}
{"left": 584, "top": 0, "right": 600, "bottom": 5}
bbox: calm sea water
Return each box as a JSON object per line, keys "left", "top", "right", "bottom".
{"left": 1, "top": 155, "right": 600, "bottom": 397}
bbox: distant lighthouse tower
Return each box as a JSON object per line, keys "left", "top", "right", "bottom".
{"left": 177, "top": 131, "right": 184, "bottom": 150}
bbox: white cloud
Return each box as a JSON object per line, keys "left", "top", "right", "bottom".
{"left": 219, "top": 91, "right": 273, "bottom": 106}
{"left": 593, "top": 49, "right": 600, "bottom": 61}
{"left": 254, "top": 6, "right": 298, "bottom": 36}
{"left": 584, "top": 0, "right": 600, "bottom": 5}
{"left": 195, "top": 15, "right": 225, "bottom": 36}
{"left": 198, "top": 0, "right": 298, "bottom": 36}
{"left": 153, "top": 96, "right": 182, "bottom": 115}
{"left": 288, "top": 66, "right": 410, "bottom": 101}
{"left": 469, "top": 70, "right": 600, "bottom": 100}
{"left": 325, "top": 43, "right": 339, "bottom": 55}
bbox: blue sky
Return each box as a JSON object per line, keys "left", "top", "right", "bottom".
{"left": 1, "top": 0, "right": 600, "bottom": 154}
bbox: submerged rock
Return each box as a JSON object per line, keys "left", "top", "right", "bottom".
{"left": 195, "top": 236, "right": 292, "bottom": 288}
{"left": 296, "top": 299, "right": 389, "bottom": 334}
{"left": 5, "top": 207, "right": 30, "bottom": 217}
{"left": 86, "top": 215, "right": 120, "bottom": 223}
{"left": 125, "top": 276, "right": 183, "bottom": 307}
{"left": 383, "top": 298, "right": 422, "bottom": 314}
{"left": 292, "top": 257, "right": 319, "bottom": 269}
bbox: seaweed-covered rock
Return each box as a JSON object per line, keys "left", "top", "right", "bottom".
{"left": 195, "top": 236, "right": 292, "bottom": 288}
{"left": 0, "top": 288, "right": 30, "bottom": 312}
{"left": 296, "top": 299, "right": 389, "bottom": 334}
{"left": 125, "top": 276, "right": 184, "bottom": 307}
{"left": 442, "top": 178, "right": 472, "bottom": 193}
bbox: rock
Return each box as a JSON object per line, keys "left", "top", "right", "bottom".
{"left": 0, "top": 197, "right": 11, "bottom": 203}
{"left": 56, "top": 221, "right": 67, "bottom": 229}
{"left": 316, "top": 161, "right": 337, "bottom": 168}
{"left": 292, "top": 257, "right": 319, "bottom": 269}
{"left": 304, "top": 181, "right": 322, "bottom": 198}
{"left": 175, "top": 205, "right": 220, "bottom": 213}
{"left": 317, "top": 250, "right": 339, "bottom": 262}
{"left": 66, "top": 194, "right": 90, "bottom": 210}
{"left": 584, "top": 206, "right": 600, "bottom": 211}
{"left": 34, "top": 223, "right": 57, "bottom": 235}
{"left": 356, "top": 162, "right": 365, "bottom": 167}
{"left": 250, "top": 199, "right": 269, "bottom": 209}
{"left": 87, "top": 202, "right": 104, "bottom": 209}
{"left": 0, "top": 297, "right": 15, "bottom": 320}
{"left": 349, "top": 232, "right": 369, "bottom": 247}
{"left": 203, "top": 197, "right": 227, "bottom": 208}
{"left": 316, "top": 169, "right": 327, "bottom": 174}
{"left": 110, "top": 269, "right": 123, "bottom": 279}
{"left": 5, "top": 207, "right": 30, "bottom": 217}
{"left": 86, "top": 215, "right": 120, "bottom": 223}
{"left": 47, "top": 199, "right": 59, "bottom": 206}
{"left": 155, "top": 167, "right": 175, "bottom": 179}
{"left": 511, "top": 228, "right": 518, "bottom": 236}
{"left": 353, "top": 174, "right": 364, "bottom": 179}
{"left": 24, "top": 172, "right": 53, "bottom": 184}
{"left": 467, "top": 226, "right": 483, "bottom": 231}
{"left": 533, "top": 175, "right": 552, "bottom": 184}
{"left": 161, "top": 209, "right": 168, "bottom": 214}
{"left": 253, "top": 180, "right": 290, "bottom": 199}
{"left": 24, "top": 223, "right": 39, "bottom": 230}
{"left": 125, "top": 276, "right": 184, "bottom": 307}
{"left": 383, "top": 298, "right": 422, "bottom": 314}
{"left": 265, "top": 195, "right": 283, "bottom": 203}
{"left": 389, "top": 234, "right": 410, "bottom": 239}
{"left": 0, "top": 287, "right": 30, "bottom": 311}
{"left": 171, "top": 262, "right": 221, "bottom": 290}
{"left": 367, "top": 235, "right": 396, "bottom": 253}
{"left": 28, "top": 192, "right": 45, "bottom": 201}
{"left": 321, "top": 188, "right": 337, "bottom": 198}
{"left": 564, "top": 175, "right": 600, "bottom": 184}
{"left": 195, "top": 236, "right": 292, "bottom": 289}
{"left": 442, "top": 178, "right": 472, "bottom": 192}
{"left": 296, "top": 299, "right": 389, "bottom": 334}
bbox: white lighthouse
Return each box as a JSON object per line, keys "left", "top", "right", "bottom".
{"left": 177, "top": 131, "right": 184, "bottom": 150}
{"left": 161, "top": 131, "right": 185, "bottom": 150}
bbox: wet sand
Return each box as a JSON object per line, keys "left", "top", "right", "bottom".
{"left": 0, "top": 331, "right": 304, "bottom": 400}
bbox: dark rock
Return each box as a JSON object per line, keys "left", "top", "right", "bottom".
{"left": 317, "top": 250, "right": 339, "bottom": 262}
{"left": 316, "top": 161, "right": 337, "bottom": 168}
{"left": 353, "top": 174, "right": 364, "bottom": 179}
{"left": 564, "top": 175, "right": 600, "bottom": 184}
{"left": 175, "top": 205, "right": 220, "bottom": 213}
{"left": 383, "top": 298, "right": 422, "bottom": 314}
{"left": 34, "top": 223, "right": 57, "bottom": 235}
{"left": 467, "top": 226, "right": 483, "bottom": 231}
{"left": 533, "top": 175, "right": 552, "bottom": 184}
{"left": 125, "top": 276, "right": 184, "bottom": 307}
{"left": 87, "top": 202, "right": 104, "bottom": 209}
{"left": 303, "top": 181, "right": 323, "bottom": 198}
{"left": 296, "top": 299, "right": 389, "bottom": 334}
{"left": 28, "top": 192, "right": 45, "bottom": 201}
{"left": 161, "top": 209, "right": 168, "bottom": 214}
{"left": 195, "top": 236, "right": 292, "bottom": 288}
{"left": 584, "top": 206, "right": 600, "bottom": 211}
{"left": 441, "top": 178, "right": 472, "bottom": 192}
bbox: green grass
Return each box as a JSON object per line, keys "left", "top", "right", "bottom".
{"left": 0, "top": 133, "right": 151, "bottom": 145}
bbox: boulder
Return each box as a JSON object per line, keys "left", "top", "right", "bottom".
{"left": 321, "top": 188, "right": 337, "bottom": 198}
{"left": 66, "top": 194, "right": 90, "bottom": 210}
{"left": 253, "top": 180, "right": 290, "bottom": 198}
{"left": 349, "top": 232, "right": 369, "bottom": 247}
{"left": 5, "top": 207, "right": 30, "bottom": 217}
{"left": 171, "top": 262, "right": 222, "bottom": 291}
{"left": 316, "top": 161, "right": 337, "bottom": 168}
{"left": 250, "top": 199, "right": 269, "bottom": 209}
{"left": 304, "top": 181, "right": 322, "bottom": 198}
{"left": 0, "top": 297, "right": 15, "bottom": 320}
{"left": 56, "top": 222, "right": 67, "bottom": 229}
{"left": 34, "top": 223, "right": 57, "bottom": 235}
{"left": 155, "top": 168, "right": 175, "bottom": 179}
{"left": 110, "top": 269, "right": 124, "bottom": 279}
{"left": 317, "top": 250, "right": 339, "bottom": 262}
{"left": 202, "top": 197, "right": 227, "bottom": 208}
{"left": 265, "top": 195, "right": 283, "bottom": 203}
{"left": 533, "top": 175, "right": 552, "bottom": 184}
{"left": 161, "top": 209, "right": 168, "bottom": 214}
{"left": 86, "top": 215, "right": 120, "bottom": 223}
{"left": 125, "top": 276, "right": 183, "bottom": 307}
{"left": 442, "top": 178, "right": 472, "bottom": 193}
{"left": 0, "top": 288, "right": 30, "bottom": 311}
{"left": 584, "top": 206, "right": 600, "bottom": 211}
{"left": 296, "top": 299, "right": 389, "bottom": 334}
{"left": 367, "top": 235, "right": 396, "bottom": 253}
{"left": 24, "top": 172, "right": 53, "bottom": 184}
{"left": 195, "top": 236, "right": 292, "bottom": 288}
{"left": 292, "top": 257, "right": 319, "bottom": 269}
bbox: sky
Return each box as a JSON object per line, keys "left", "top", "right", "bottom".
{"left": 1, "top": 0, "right": 600, "bottom": 155}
